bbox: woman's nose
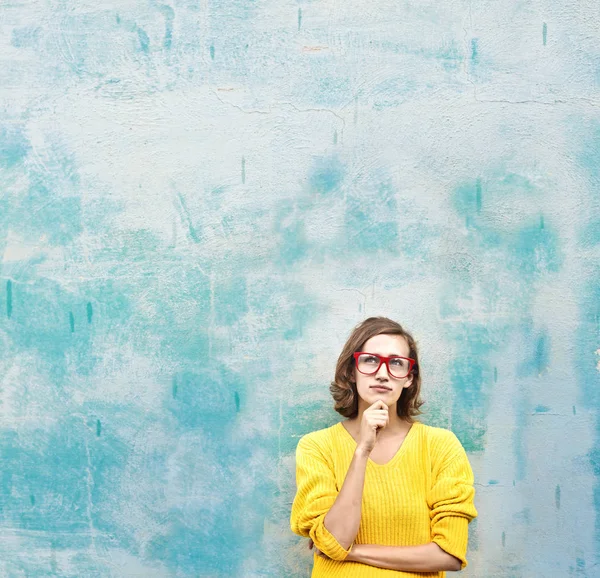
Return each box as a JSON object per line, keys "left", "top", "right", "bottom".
{"left": 376, "top": 362, "right": 389, "bottom": 377}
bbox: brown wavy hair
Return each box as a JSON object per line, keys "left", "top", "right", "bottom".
{"left": 329, "top": 316, "right": 424, "bottom": 421}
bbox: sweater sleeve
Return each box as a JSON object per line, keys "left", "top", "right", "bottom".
{"left": 289, "top": 434, "right": 353, "bottom": 561}
{"left": 426, "top": 430, "right": 478, "bottom": 570}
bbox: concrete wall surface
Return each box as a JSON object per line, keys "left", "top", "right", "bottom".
{"left": 1, "top": 0, "right": 599, "bottom": 576}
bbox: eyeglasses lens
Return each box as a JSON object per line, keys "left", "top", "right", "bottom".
{"left": 357, "top": 354, "right": 410, "bottom": 378}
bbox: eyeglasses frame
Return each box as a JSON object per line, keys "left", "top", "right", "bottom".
{"left": 353, "top": 351, "right": 416, "bottom": 379}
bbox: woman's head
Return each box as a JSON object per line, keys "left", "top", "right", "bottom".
{"left": 329, "top": 316, "right": 424, "bottom": 421}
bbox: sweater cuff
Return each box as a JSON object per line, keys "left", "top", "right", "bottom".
{"left": 431, "top": 515, "right": 470, "bottom": 569}
{"left": 310, "top": 516, "right": 354, "bottom": 561}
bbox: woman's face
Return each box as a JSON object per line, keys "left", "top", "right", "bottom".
{"left": 353, "top": 333, "right": 414, "bottom": 411}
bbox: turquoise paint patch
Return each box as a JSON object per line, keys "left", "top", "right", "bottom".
{"left": 1, "top": 413, "right": 128, "bottom": 539}
{"left": 377, "top": 40, "right": 463, "bottom": 71}
{"left": 175, "top": 193, "right": 201, "bottom": 243}
{"left": 272, "top": 200, "right": 309, "bottom": 266}
{"left": 453, "top": 176, "right": 562, "bottom": 277}
{"left": 513, "top": 379, "right": 529, "bottom": 482}
{"left": 157, "top": 4, "right": 175, "bottom": 50}
{"left": 137, "top": 27, "right": 150, "bottom": 52}
{"left": 450, "top": 358, "right": 487, "bottom": 452}
{"left": 69, "top": 311, "right": 75, "bottom": 333}
{"left": 445, "top": 322, "right": 508, "bottom": 453}
{"left": 283, "top": 302, "right": 312, "bottom": 340}
{"left": 298, "top": 7, "right": 302, "bottom": 31}
{"left": 344, "top": 179, "right": 400, "bottom": 253}
{"left": 0, "top": 126, "right": 30, "bottom": 168}
{"left": 471, "top": 38, "right": 479, "bottom": 64}
{"left": 11, "top": 27, "right": 40, "bottom": 49}
{"left": 453, "top": 173, "right": 536, "bottom": 224}
{"left": 86, "top": 302, "right": 93, "bottom": 324}
{"left": 576, "top": 125, "right": 600, "bottom": 566}
{"left": 2, "top": 277, "right": 98, "bottom": 382}
{"left": 518, "top": 332, "right": 550, "bottom": 377}
{"left": 371, "top": 76, "right": 418, "bottom": 109}
{"left": 166, "top": 367, "right": 244, "bottom": 432}
{"left": 210, "top": 44, "right": 215, "bottom": 59}
{"left": 509, "top": 220, "right": 562, "bottom": 276}
{"left": 6, "top": 279, "right": 12, "bottom": 318}
{"left": 534, "top": 405, "right": 550, "bottom": 413}
{"left": 309, "top": 156, "right": 344, "bottom": 195}
{"left": 4, "top": 180, "right": 82, "bottom": 246}
{"left": 247, "top": 277, "right": 319, "bottom": 344}
{"left": 214, "top": 276, "right": 247, "bottom": 325}
{"left": 580, "top": 220, "right": 600, "bottom": 246}
{"left": 488, "top": 479, "right": 499, "bottom": 485}
{"left": 543, "top": 23, "right": 547, "bottom": 46}
{"left": 576, "top": 275, "right": 600, "bottom": 557}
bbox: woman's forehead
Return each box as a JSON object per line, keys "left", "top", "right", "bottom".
{"left": 362, "top": 333, "right": 410, "bottom": 355}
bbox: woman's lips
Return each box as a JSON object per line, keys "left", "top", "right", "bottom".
{"left": 370, "top": 386, "right": 391, "bottom": 392}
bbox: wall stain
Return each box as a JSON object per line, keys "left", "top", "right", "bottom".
{"left": 6, "top": 280, "right": 12, "bottom": 318}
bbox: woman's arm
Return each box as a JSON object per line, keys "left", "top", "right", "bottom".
{"left": 346, "top": 542, "right": 462, "bottom": 572}
{"left": 323, "top": 402, "right": 390, "bottom": 550}
{"left": 322, "top": 446, "right": 370, "bottom": 550}
{"left": 291, "top": 402, "right": 389, "bottom": 558}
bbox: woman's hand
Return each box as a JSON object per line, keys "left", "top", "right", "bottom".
{"left": 308, "top": 538, "right": 332, "bottom": 560}
{"left": 357, "top": 399, "right": 389, "bottom": 453}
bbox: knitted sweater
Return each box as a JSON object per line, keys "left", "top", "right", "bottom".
{"left": 290, "top": 421, "right": 477, "bottom": 577}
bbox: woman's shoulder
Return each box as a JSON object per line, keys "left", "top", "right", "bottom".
{"left": 296, "top": 422, "right": 345, "bottom": 455}
{"left": 298, "top": 422, "right": 339, "bottom": 445}
{"left": 415, "top": 421, "right": 465, "bottom": 453}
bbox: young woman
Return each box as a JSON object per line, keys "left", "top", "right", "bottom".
{"left": 290, "top": 316, "right": 478, "bottom": 577}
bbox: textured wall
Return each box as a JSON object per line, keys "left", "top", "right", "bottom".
{"left": 1, "top": 1, "right": 599, "bottom": 576}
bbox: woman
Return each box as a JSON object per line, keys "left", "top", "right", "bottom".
{"left": 290, "top": 316, "right": 478, "bottom": 577}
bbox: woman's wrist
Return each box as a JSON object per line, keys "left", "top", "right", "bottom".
{"left": 346, "top": 543, "right": 362, "bottom": 562}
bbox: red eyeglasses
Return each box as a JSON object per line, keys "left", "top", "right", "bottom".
{"left": 353, "top": 352, "right": 416, "bottom": 379}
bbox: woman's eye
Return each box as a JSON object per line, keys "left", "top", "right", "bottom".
{"left": 390, "top": 358, "right": 405, "bottom": 367}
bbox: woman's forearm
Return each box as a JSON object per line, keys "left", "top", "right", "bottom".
{"left": 322, "top": 447, "right": 369, "bottom": 550}
{"left": 346, "top": 542, "right": 462, "bottom": 572}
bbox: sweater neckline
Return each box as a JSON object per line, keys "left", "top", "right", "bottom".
{"left": 336, "top": 420, "right": 420, "bottom": 468}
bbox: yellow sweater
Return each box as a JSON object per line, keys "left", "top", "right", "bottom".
{"left": 290, "top": 421, "right": 477, "bottom": 577}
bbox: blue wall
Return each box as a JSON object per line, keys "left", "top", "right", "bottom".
{"left": 1, "top": 1, "right": 598, "bottom": 576}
